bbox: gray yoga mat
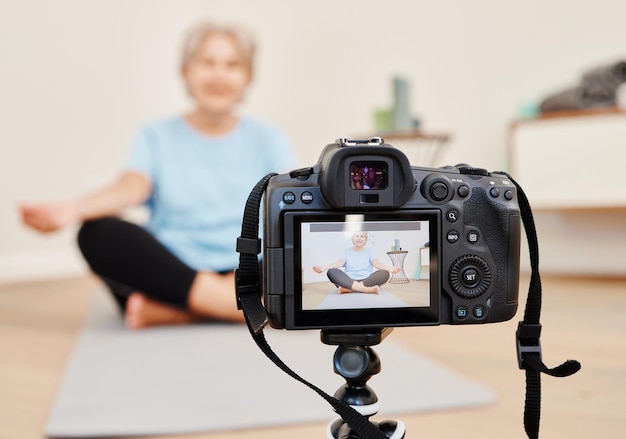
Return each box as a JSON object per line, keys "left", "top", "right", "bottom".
{"left": 317, "top": 288, "right": 408, "bottom": 310}
{"left": 45, "top": 290, "right": 496, "bottom": 437}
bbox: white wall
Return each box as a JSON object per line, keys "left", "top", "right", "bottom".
{"left": 2, "top": 0, "right": 626, "bottom": 282}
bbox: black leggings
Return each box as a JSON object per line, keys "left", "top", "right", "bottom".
{"left": 77, "top": 217, "right": 198, "bottom": 312}
{"left": 327, "top": 268, "right": 390, "bottom": 289}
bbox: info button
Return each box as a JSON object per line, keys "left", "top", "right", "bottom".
{"left": 447, "top": 230, "right": 460, "bottom": 243}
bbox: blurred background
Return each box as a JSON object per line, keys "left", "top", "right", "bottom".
{"left": 2, "top": 0, "right": 625, "bottom": 284}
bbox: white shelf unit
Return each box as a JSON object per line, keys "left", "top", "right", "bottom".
{"left": 508, "top": 109, "right": 626, "bottom": 277}
{"left": 509, "top": 109, "right": 626, "bottom": 210}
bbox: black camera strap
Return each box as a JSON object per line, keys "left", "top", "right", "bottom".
{"left": 235, "top": 173, "right": 388, "bottom": 439}
{"left": 236, "top": 172, "right": 580, "bottom": 439}
{"left": 494, "top": 172, "right": 581, "bottom": 439}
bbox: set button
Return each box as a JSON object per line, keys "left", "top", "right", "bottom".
{"left": 461, "top": 267, "right": 481, "bottom": 288}
{"left": 448, "top": 254, "right": 491, "bottom": 299}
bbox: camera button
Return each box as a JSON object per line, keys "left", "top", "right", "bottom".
{"left": 289, "top": 167, "right": 314, "bottom": 178}
{"left": 504, "top": 190, "right": 514, "bottom": 200}
{"left": 467, "top": 231, "right": 479, "bottom": 244}
{"left": 283, "top": 192, "right": 296, "bottom": 204}
{"left": 456, "top": 306, "right": 469, "bottom": 320}
{"left": 301, "top": 191, "right": 314, "bottom": 204}
{"left": 461, "top": 267, "right": 481, "bottom": 288}
{"left": 490, "top": 187, "right": 500, "bottom": 198}
{"left": 473, "top": 305, "right": 487, "bottom": 319}
{"left": 447, "top": 230, "right": 460, "bottom": 243}
{"left": 457, "top": 185, "right": 470, "bottom": 198}
{"left": 446, "top": 209, "right": 459, "bottom": 222}
{"left": 430, "top": 182, "right": 449, "bottom": 201}
{"left": 449, "top": 255, "right": 491, "bottom": 299}
{"left": 458, "top": 166, "right": 489, "bottom": 176}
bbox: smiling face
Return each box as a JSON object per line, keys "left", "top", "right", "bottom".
{"left": 182, "top": 32, "right": 252, "bottom": 116}
{"left": 351, "top": 232, "right": 369, "bottom": 248}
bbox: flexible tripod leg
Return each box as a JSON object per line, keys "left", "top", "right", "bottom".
{"left": 324, "top": 341, "right": 406, "bottom": 439}
{"left": 327, "top": 416, "right": 406, "bottom": 439}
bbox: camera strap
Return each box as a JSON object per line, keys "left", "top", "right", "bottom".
{"left": 236, "top": 172, "right": 581, "bottom": 439}
{"left": 493, "top": 172, "right": 581, "bottom": 439}
{"left": 235, "top": 172, "right": 388, "bottom": 439}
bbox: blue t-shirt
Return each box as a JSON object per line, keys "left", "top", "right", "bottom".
{"left": 343, "top": 247, "right": 374, "bottom": 280}
{"left": 124, "top": 115, "right": 296, "bottom": 271}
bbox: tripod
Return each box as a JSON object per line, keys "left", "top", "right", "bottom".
{"left": 321, "top": 328, "right": 406, "bottom": 439}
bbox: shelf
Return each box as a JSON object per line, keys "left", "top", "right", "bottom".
{"left": 509, "top": 111, "right": 626, "bottom": 210}
{"left": 373, "top": 131, "right": 451, "bottom": 142}
{"left": 512, "top": 107, "right": 626, "bottom": 127}
{"left": 529, "top": 204, "right": 626, "bottom": 213}
{"left": 365, "top": 130, "right": 452, "bottom": 167}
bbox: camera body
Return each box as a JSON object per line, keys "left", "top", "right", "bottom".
{"left": 263, "top": 138, "right": 520, "bottom": 330}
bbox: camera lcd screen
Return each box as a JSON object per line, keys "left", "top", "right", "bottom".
{"left": 349, "top": 161, "right": 388, "bottom": 190}
{"left": 287, "top": 211, "right": 439, "bottom": 328}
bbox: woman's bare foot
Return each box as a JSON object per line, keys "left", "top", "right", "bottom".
{"left": 125, "top": 292, "right": 200, "bottom": 329}
{"left": 337, "top": 286, "right": 353, "bottom": 294}
{"left": 351, "top": 282, "right": 380, "bottom": 294}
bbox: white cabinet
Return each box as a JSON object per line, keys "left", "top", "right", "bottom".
{"left": 508, "top": 109, "right": 626, "bottom": 276}
{"left": 509, "top": 109, "right": 626, "bottom": 210}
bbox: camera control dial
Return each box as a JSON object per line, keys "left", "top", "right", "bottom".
{"left": 448, "top": 255, "right": 491, "bottom": 298}
{"left": 421, "top": 174, "right": 454, "bottom": 204}
{"left": 429, "top": 182, "right": 449, "bottom": 201}
{"left": 457, "top": 165, "right": 489, "bottom": 176}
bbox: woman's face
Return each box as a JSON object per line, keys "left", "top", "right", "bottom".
{"left": 182, "top": 33, "right": 251, "bottom": 115}
{"left": 351, "top": 232, "right": 368, "bottom": 247}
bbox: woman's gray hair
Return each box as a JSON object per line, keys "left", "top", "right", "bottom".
{"left": 180, "top": 21, "right": 256, "bottom": 70}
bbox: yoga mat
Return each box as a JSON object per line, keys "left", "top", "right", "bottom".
{"left": 317, "top": 289, "right": 408, "bottom": 310}
{"left": 45, "top": 289, "right": 496, "bottom": 437}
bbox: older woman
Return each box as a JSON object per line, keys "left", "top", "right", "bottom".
{"left": 20, "top": 22, "right": 296, "bottom": 328}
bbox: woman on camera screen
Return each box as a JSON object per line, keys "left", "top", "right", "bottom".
{"left": 19, "top": 21, "right": 296, "bottom": 329}
{"left": 312, "top": 232, "right": 401, "bottom": 294}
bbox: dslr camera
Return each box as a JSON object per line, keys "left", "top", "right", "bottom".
{"left": 262, "top": 137, "right": 520, "bottom": 330}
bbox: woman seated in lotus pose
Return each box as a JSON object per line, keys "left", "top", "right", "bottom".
{"left": 312, "top": 232, "right": 401, "bottom": 294}
{"left": 19, "top": 21, "right": 296, "bottom": 329}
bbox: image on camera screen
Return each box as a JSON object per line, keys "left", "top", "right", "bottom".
{"left": 301, "top": 217, "right": 431, "bottom": 311}
{"left": 349, "top": 161, "right": 388, "bottom": 190}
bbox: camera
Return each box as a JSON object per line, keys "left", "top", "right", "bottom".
{"left": 262, "top": 137, "right": 520, "bottom": 330}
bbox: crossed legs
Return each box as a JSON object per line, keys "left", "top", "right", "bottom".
{"left": 77, "top": 217, "right": 244, "bottom": 329}
{"left": 326, "top": 268, "right": 390, "bottom": 294}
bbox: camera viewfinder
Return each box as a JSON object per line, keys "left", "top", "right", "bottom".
{"left": 350, "top": 161, "right": 388, "bottom": 190}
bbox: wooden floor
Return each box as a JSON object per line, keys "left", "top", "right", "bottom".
{"left": 1, "top": 275, "right": 624, "bottom": 439}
